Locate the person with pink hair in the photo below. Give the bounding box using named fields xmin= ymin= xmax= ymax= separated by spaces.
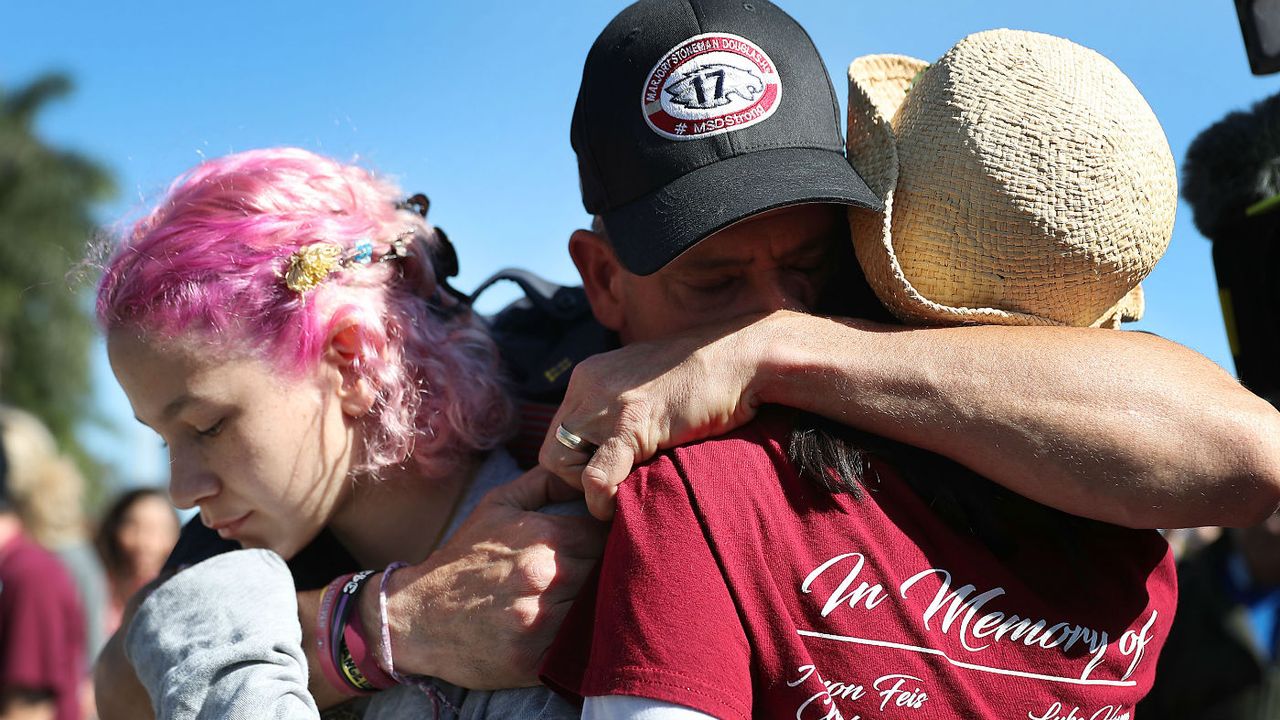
xmin=94 ymin=147 xmax=594 ymax=718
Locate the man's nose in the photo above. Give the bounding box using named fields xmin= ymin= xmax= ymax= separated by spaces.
xmin=167 ymin=448 xmax=218 ymax=510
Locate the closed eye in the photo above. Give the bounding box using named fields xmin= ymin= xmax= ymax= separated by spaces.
xmin=786 ymin=249 xmax=832 ymax=276
xmin=197 ymin=419 xmax=225 ymax=439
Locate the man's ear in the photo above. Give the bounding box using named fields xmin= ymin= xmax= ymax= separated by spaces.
xmin=569 ymin=228 xmax=627 ymax=332
xmin=325 ymin=321 xmax=378 ymax=418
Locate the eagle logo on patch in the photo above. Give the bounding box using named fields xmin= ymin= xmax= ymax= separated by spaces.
xmin=641 ymin=33 xmax=782 ymax=141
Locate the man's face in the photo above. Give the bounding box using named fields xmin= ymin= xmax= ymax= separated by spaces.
xmin=580 ymin=204 xmax=847 ymax=344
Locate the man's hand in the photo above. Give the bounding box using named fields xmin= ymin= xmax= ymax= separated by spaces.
xmin=540 ymin=314 xmax=771 ymax=519
xmin=371 ymin=469 xmax=607 ymax=689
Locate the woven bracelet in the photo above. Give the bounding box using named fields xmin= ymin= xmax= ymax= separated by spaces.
xmin=377 ymin=561 xmax=460 ymax=714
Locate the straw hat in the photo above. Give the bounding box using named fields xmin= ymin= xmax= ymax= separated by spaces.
xmin=845 ymin=29 xmax=1176 ymax=328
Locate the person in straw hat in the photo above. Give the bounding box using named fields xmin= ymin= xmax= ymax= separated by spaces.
xmin=845 ymin=29 xmax=1172 ymax=330
xmin=541 ymin=29 xmax=1197 ymax=719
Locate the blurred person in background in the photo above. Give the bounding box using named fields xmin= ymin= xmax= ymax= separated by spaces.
xmin=1139 ymin=516 xmax=1280 ymax=718
xmin=0 ymin=405 xmax=88 ymax=720
xmin=93 ymin=489 xmax=178 ymax=636
xmin=0 ymin=407 xmax=108 ymax=663
xmin=1162 ymin=526 xmax=1225 ymax=560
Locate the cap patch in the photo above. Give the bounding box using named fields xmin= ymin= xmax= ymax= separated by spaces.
xmin=641 ymin=33 xmax=782 ymax=141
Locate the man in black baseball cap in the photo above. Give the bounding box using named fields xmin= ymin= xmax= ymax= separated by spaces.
xmin=0 ymin=409 xmax=88 ymax=720
xmin=572 ymin=0 xmax=881 ymax=276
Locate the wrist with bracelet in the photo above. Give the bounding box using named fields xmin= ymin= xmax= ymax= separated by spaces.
xmin=315 ymin=562 xmax=459 ymax=713
xmin=316 ymin=569 xmax=394 ymax=696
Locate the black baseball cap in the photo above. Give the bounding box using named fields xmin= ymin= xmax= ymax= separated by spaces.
xmin=572 ymin=0 xmax=883 ymax=276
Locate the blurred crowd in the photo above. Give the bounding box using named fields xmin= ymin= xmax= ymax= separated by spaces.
xmin=0 ymin=405 xmax=177 ymax=720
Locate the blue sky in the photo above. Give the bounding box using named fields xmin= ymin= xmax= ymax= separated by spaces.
xmin=5 ymin=1 xmax=1279 ymax=487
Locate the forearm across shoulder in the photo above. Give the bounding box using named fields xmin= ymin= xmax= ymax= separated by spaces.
xmin=748 ymin=314 xmax=1280 ymax=527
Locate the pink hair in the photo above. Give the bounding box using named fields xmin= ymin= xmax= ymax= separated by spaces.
xmin=97 ymin=147 xmax=514 ymax=481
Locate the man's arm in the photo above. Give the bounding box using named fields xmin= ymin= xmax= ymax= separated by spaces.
xmin=541 ymin=309 xmax=1280 ymax=527
xmin=303 ymin=469 xmax=603 ymax=699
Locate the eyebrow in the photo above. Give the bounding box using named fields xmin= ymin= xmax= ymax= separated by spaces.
xmin=134 ymin=393 xmax=197 ymax=429
xmin=161 ymin=394 xmax=195 ymax=422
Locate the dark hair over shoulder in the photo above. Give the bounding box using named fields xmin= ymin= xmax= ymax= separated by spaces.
xmin=788 ymin=413 xmax=1095 ymax=566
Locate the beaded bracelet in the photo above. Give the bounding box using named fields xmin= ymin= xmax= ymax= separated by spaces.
xmin=376 ymin=561 xmax=460 ymax=714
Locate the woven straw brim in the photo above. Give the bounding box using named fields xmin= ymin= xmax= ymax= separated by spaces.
xmin=845 ymin=31 xmax=1176 ymax=328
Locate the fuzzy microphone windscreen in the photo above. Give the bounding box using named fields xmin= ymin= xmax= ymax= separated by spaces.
xmin=1184 ymin=92 xmax=1280 ymax=239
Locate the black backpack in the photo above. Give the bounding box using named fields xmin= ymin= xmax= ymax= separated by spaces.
xmin=403 ymin=193 xmax=613 ymax=405
xmin=468 ymin=268 xmax=613 ymax=405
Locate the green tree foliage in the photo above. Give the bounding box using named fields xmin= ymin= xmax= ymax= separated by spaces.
xmin=0 ymin=74 xmax=114 ymax=463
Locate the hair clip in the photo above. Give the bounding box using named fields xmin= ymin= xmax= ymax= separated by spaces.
xmin=380 ymin=235 xmax=412 ymax=262
xmin=351 ymin=239 xmax=374 ymax=264
xmin=285 ymin=243 xmax=345 ymax=293
xmin=284 ymin=232 xmax=416 ymax=294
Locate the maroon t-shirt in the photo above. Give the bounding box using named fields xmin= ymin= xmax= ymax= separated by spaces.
xmin=542 ymin=417 xmax=1176 ymax=719
xmin=0 ymin=533 xmax=85 ymax=720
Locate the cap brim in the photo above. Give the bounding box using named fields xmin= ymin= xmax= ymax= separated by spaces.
xmin=601 ymin=146 xmax=883 ymax=276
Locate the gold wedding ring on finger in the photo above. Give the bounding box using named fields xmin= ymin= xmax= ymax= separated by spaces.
xmin=555 ymin=424 xmax=598 ymax=454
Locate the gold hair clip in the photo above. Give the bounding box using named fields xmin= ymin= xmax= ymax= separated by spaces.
xmin=285 ymin=244 xmax=344 ymax=293
xmin=284 ymin=232 xmax=415 ymax=294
